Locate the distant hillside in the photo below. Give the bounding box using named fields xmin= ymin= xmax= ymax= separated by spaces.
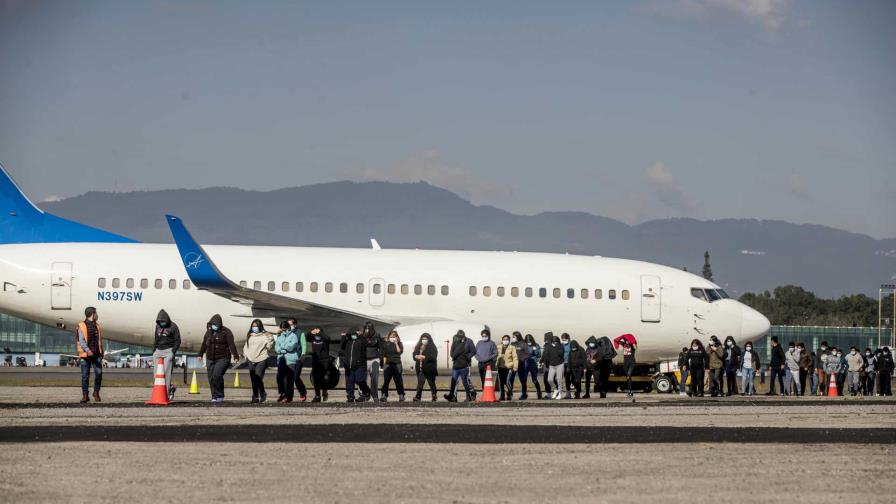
xmin=42 ymin=181 xmax=896 ymax=298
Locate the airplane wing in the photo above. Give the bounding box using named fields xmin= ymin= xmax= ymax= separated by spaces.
xmin=165 ymin=214 xmax=395 ymax=328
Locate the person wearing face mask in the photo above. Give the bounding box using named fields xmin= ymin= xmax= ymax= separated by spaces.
xmin=816 ymin=341 xmax=830 ymax=396
xmin=567 ymin=340 xmax=586 ymax=399
xmin=707 ymin=336 xmax=724 ymax=397
xmin=823 ymin=347 xmax=842 ymax=396
xmin=784 ymin=342 xmax=801 ymax=397
xmin=445 ymin=330 xmax=477 ymax=402
xmin=522 ymin=334 xmax=542 ymax=400
xmin=677 ymin=347 xmax=690 ymax=396
xmin=308 ymin=327 xmax=331 ymax=402
xmin=560 ymin=333 xmax=573 ymax=399
xmin=198 ymin=314 xmax=238 ymax=404
xmin=845 ymin=346 xmax=864 ymax=396
xmin=806 ymin=351 xmax=818 ymax=396
xmin=684 ymin=339 xmax=708 ymax=397
xmin=614 ymin=334 xmax=637 ymax=397
xmin=274 ymin=321 xmax=300 ymax=403
xmin=76 ymin=307 xmax=104 ymax=403
xmin=877 ymin=347 xmax=893 ymax=396
xmin=541 ymin=336 xmax=566 ymax=400
xmin=740 ymin=341 xmax=760 ymax=396
xmin=722 ymin=336 xmax=740 ymax=397
xmin=541 ymin=332 xmax=555 ymax=396
xmin=584 ymin=336 xmax=600 ymax=399
xmin=836 ymin=348 xmax=848 ymax=396
xmin=286 ymin=318 xmax=308 ymax=402
xmin=341 ymin=327 xmax=372 ymax=402
xmin=511 ymin=332 xmax=531 ymax=399
xmin=496 ymin=335 xmax=518 ymax=401
xmin=765 ymin=336 xmax=786 ymax=396
xmin=594 ymin=336 xmax=617 ymax=399
xmin=362 ymin=321 xmax=384 ymax=401
xmin=796 ymin=342 xmax=810 ymax=396
xmin=413 ymin=333 xmax=438 ymax=402
xmin=475 ymin=329 xmax=498 ymax=390
xmin=151 ymin=309 xmax=181 ymax=402
xmin=243 ymin=319 xmax=274 ymax=403
xmin=862 ymin=348 xmax=876 ymax=398
xmin=380 ymin=330 xmax=405 ymax=402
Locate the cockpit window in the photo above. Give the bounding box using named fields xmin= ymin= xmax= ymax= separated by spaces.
xmin=691 ymin=288 xmax=707 ymax=301
xmin=705 ymin=289 xmax=721 ymax=302
xmin=716 ymin=289 xmax=730 ymax=299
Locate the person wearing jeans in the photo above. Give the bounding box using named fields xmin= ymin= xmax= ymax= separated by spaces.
xmin=242 ymin=319 xmax=274 ymax=403
xmin=542 ymin=335 xmax=565 ymax=400
xmin=523 ymin=335 xmax=542 ymax=400
xmin=286 ymin=318 xmax=308 ymax=402
xmin=784 ymin=342 xmax=802 ymax=396
xmin=275 ymin=321 xmax=300 ymax=403
xmin=76 ymin=307 xmax=104 ymax=403
xmin=341 ymin=328 xmax=371 ymax=402
xmin=740 ymin=341 xmax=760 ymax=395
xmin=444 ymin=330 xmax=477 ymax=402
xmin=863 ymin=348 xmax=877 ymax=397
xmin=151 ymin=309 xmax=180 ymax=401
xmin=766 ymin=337 xmax=786 ymax=395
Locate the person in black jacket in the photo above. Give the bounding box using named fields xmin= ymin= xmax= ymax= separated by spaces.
xmin=445 ymin=330 xmax=477 ymax=402
xmin=676 ymin=347 xmax=689 ymax=395
xmin=583 ymin=336 xmax=599 ymax=399
xmin=684 ymin=339 xmax=708 ymax=397
xmin=341 ymin=327 xmax=371 ymax=402
xmin=413 ymin=333 xmax=439 ymax=402
xmin=541 ymin=336 xmax=565 ymax=400
xmin=766 ymin=336 xmax=786 ymax=396
xmin=567 ymin=340 xmax=586 ymax=399
xmin=878 ymin=347 xmax=894 ymax=396
xmin=380 ymin=330 xmax=405 ymax=402
xmin=723 ymin=336 xmax=741 ymax=397
xmin=594 ymin=336 xmax=616 ymax=399
xmin=308 ymin=327 xmax=331 ymax=402
xmin=198 ymin=314 xmax=238 ymax=404
xmin=512 ymin=332 xmax=532 ymax=399
xmin=362 ymin=321 xmax=384 ymax=401
xmin=541 ymin=332 xmax=555 ymax=395
xmin=151 ymin=309 xmax=181 ymax=401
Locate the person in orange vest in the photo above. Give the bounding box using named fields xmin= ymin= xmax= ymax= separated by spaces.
xmin=76 ymin=306 xmax=104 ymax=403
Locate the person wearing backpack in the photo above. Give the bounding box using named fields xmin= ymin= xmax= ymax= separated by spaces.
xmin=594 ymin=336 xmax=617 ymax=399
xmin=684 ymin=339 xmax=708 ymax=397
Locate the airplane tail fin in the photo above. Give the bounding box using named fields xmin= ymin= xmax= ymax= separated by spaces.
xmin=0 ymin=162 xmax=137 ymax=244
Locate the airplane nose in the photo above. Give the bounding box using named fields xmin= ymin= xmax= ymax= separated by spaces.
xmin=741 ymin=304 xmax=771 ymax=340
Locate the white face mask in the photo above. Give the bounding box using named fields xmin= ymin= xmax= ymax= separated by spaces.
xmin=851 ymin=351 xmax=857 ymax=355
xmin=389 ymin=338 xmax=397 ymax=343
xmin=726 ymin=342 xmax=732 ymax=347
xmin=692 ymin=346 xmax=698 ymax=351
xmin=745 ymin=346 xmax=752 ymax=351
xmin=421 ymin=339 xmax=429 ymax=345
xmin=502 ymin=340 xmax=510 ymax=345
xmin=865 ymin=352 xmax=871 ymax=356
xmin=481 ymin=336 xmax=488 ymax=341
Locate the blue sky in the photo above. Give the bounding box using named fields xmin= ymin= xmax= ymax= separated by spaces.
xmin=1 ymin=0 xmax=893 ymax=237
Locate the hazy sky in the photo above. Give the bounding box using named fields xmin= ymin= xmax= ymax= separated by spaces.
xmin=1 ymin=1 xmax=894 ymax=238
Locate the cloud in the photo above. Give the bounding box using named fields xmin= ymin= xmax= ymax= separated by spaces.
xmin=643 ymin=162 xmax=702 ymax=214
xmin=784 ymin=173 xmax=807 ymax=198
xmin=347 ymin=151 xmax=513 ymax=205
xmin=641 ymin=0 xmax=793 ymax=31
xmin=602 ymin=162 xmax=703 ymax=223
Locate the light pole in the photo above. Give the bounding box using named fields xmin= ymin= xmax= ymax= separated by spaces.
xmin=880 ymin=284 xmax=896 ymax=349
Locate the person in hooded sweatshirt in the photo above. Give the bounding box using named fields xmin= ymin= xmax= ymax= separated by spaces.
xmin=797 ymin=342 xmax=811 ymax=396
xmin=816 ymin=341 xmax=830 ymax=396
xmin=475 ymin=329 xmax=498 ymax=389
xmin=541 ymin=332 xmax=554 ymax=395
xmin=522 ymin=334 xmax=542 ymax=400
xmin=824 ymin=347 xmax=842 ymax=396
xmin=413 ymin=333 xmax=439 ymax=402
xmin=380 ymin=330 xmax=405 ymax=402
xmin=845 ymin=346 xmax=864 ymax=396
xmin=445 ymin=330 xmax=477 ymax=402
xmin=684 ymin=339 xmax=708 ymax=397
xmin=783 ymin=341 xmax=801 ymax=396
xmin=567 ymin=340 xmax=586 ymax=399
xmin=766 ymin=336 xmax=786 ymax=396
xmin=496 ymin=334 xmax=518 ymax=401
xmin=362 ymin=321 xmax=384 ymax=401
xmin=677 ymin=347 xmax=690 ymax=396
xmin=286 ymin=318 xmax=308 ymax=402
xmin=542 ymin=335 xmax=565 ymax=400
xmin=722 ymin=336 xmax=741 ymax=397
xmin=341 ymin=327 xmax=372 ymax=402
xmin=308 ymin=327 xmax=331 ymax=402
xmin=198 ymin=314 xmax=238 ymax=404
xmin=740 ymin=341 xmax=760 ymax=396
xmin=274 ymin=321 xmax=300 ymax=403
xmin=863 ymin=348 xmax=877 ymax=398
xmin=707 ymin=336 xmax=724 ymax=397
xmin=243 ymin=319 xmax=274 ymax=403
xmin=511 ymin=332 xmax=531 ymax=399
xmin=152 ymin=309 xmax=181 ymax=401
xmin=560 ymin=333 xmax=573 ymax=398
xmin=877 ymin=347 xmax=893 ymax=396
xmin=584 ymin=336 xmax=600 ymax=399
xmin=594 ymin=336 xmax=616 ymax=399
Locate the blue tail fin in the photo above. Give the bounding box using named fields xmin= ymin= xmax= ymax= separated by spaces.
xmin=0 ymin=163 xmax=137 ymax=244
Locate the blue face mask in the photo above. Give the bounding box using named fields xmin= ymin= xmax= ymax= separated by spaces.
xmin=157 ymin=321 xmax=168 ymax=328
xmin=351 ymin=334 xmax=358 ymax=340
xmin=210 ymin=325 xmax=219 ymax=331
xmin=251 ymin=327 xmax=260 ymax=334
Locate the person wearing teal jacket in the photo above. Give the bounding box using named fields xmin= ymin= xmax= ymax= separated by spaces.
xmin=275 ymin=321 xmax=300 ymax=403
xmin=287 ymin=317 xmax=308 ymax=402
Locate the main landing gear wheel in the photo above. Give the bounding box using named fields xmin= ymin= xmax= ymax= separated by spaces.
xmin=653 ymin=375 xmax=672 ymax=394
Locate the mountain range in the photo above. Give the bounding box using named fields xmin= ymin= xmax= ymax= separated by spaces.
xmin=42 ymin=181 xmax=896 ymax=298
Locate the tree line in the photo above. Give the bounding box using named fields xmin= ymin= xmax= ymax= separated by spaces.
xmin=738 ymin=285 xmax=895 ymax=327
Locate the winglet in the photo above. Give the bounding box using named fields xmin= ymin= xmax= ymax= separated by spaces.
xmin=165 ymin=215 xmax=233 ymax=290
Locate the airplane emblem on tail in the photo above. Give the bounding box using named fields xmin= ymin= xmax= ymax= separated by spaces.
xmin=184 ymin=252 xmax=204 ymax=270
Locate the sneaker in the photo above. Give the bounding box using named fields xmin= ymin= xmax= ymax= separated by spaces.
xmin=311 ymin=396 xmax=321 ymax=403
xmin=519 ymin=394 xmax=528 ymax=400
xmin=346 ymin=397 xmax=355 ymax=403
xmin=398 ymin=395 xmax=405 ymax=402
xmin=297 ymin=396 xmax=307 ymax=403
xmin=260 ymin=394 xmax=267 ymax=403
xmin=431 ymin=395 xmax=437 ymax=402
xmin=412 ymin=396 xmax=421 ymax=402
xmin=582 ymin=393 xmax=590 ymax=399
xmin=379 ymin=396 xmax=388 ymax=403
xmin=443 ymin=394 xmax=457 ymax=403
xmin=250 ymin=397 xmax=259 ymax=404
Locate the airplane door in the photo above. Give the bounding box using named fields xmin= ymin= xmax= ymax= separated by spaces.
xmin=368 ymin=278 xmax=385 ymax=307
xmin=51 ymin=262 xmax=72 ymax=310
xmin=640 ymin=275 xmax=661 ymax=322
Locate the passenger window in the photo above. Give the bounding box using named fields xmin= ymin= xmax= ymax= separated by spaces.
xmin=267 ymin=281 xmax=275 ymax=292
xmin=427 ymin=285 xmax=436 ymax=295
xmin=622 ymin=289 xmax=630 ymax=300
xmin=360 ymin=283 xmax=367 ymax=294
xmin=539 ymin=288 xmax=547 ymax=298
xmin=483 ymin=286 xmax=492 ymax=297
xmin=567 ymin=288 xmax=574 ymax=299
xmin=386 ymin=284 xmax=394 ymax=295
xmin=581 ymin=289 xmax=589 ymax=299
xmin=608 ymin=289 xmax=616 ymax=300
xmin=98 ymin=278 xmax=106 ymax=288
xmin=373 ymin=284 xmax=382 ymax=295
xmin=595 ymin=289 xmax=602 ymax=299
xmin=525 ymin=287 xmax=533 ymax=298
xmin=469 ymin=286 xmax=477 ymax=296
xmin=511 ymin=287 xmax=519 ymax=297
xmin=239 ymin=281 xmax=247 ymax=287
xmin=140 ymin=279 xmax=148 ymax=289
xmin=325 ymin=282 xmax=333 ymax=293
xmin=691 ymin=288 xmax=707 ymax=301
xmin=414 ymin=284 xmax=422 ymax=295
xmin=281 ymin=282 xmax=290 ymax=292
xmin=497 ymin=287 xmax=505 ymax=297
xmin=184 ymin=280 xmax=192 ymax=290
xmin=112 ymin=278 xmax=120 ymax=288
xmin=401 ymin=284 xmax=409 ymax=295
xmin=553 ymin=288 xmax=561 ymax=299
xmin=441 ymin=285 xmax=449 ymax=296
xmin=169 ymin=279 xmax=177 ymax=290
xmin=155 ymin=279 xmax=163 ymax=289
xmin=296 ymin=282 xmax=304 ymax=292
xmin=253 ymin=281 xmax=261 ymax=290
xmin=310 ymin=282 xmax=318 ymax=293
xmin=126 ymin=278 xmax=134 ymax=288
xmin=339 ymin=282 xmax=348 ymax=293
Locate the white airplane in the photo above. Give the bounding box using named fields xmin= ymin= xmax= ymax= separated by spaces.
xmin=0 ymin=164 xmax=769 ymax=391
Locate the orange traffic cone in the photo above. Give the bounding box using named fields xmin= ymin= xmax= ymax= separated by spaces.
xmin=478 ymin=364 xmax=498 ymax=403
xmin=827 ymin=372 xmax=838 ymax=397
xmin=145 ymin=357 xmax=170 ymax=405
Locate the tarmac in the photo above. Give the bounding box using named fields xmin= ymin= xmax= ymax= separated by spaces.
xmin=0 ymin=370 xmax=894 ymax=503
